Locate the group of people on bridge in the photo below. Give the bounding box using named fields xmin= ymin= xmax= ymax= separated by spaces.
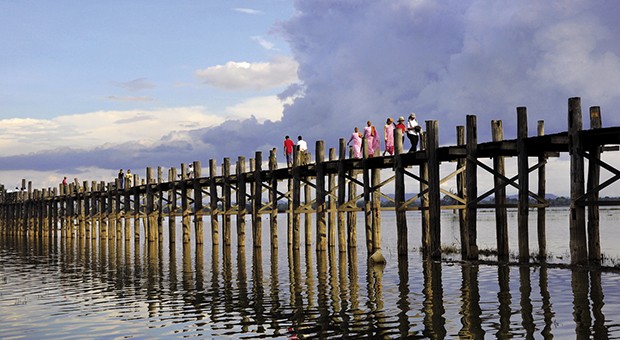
xmin=347 ymin=113 xmax=422 ymax=158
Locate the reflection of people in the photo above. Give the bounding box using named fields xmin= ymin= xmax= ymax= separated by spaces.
xmin=297 ymin=136 xmax=308 ymax=165
xmin=347 ymin=127 xmax=363 ymax=158
xmin=118 ymin=169 xmax=124 ymax=189
xmin=383 ymin=118 xmax=395 ymax=156
xmin=284 ymin=136 xmax=294 ymax=167
xmin=126 ymin=169 xmax=133 ymax=187
xmin=406 ymin=113 xmax=421 ymax=152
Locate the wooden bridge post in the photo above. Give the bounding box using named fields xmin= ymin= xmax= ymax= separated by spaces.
xmin=99 ymin=181 xmax=107 ymax=241
xmin=456 ymin=126 xmax=467 ymax=258
xmin=222 ymin=158 xmax=232 ymax=246
xmin=253 ymin=152 xmax=263 ymax=248
xmin=115 ymin=178 xmax=122 ymax=241
xmin=123 ymin=179 xmax=131 ymax=242
xmin=168 ymin=167 xmax=177 ymax=244
xmin=363 ymin=137 xmax=372 ymax=254
xmin=347 ymin=145 xmax=358 ymax=250
xmin=193 ymin=161 xmax=203 ymax=245
xmin=337 ymin=139 xmax=347 ymax=253
xmin=587 ymin=106 xmax=602 ymax=263
xmin=157 ymin=167 xmax=164 ymax=240
xmin=181 ymin=163 xmax=191 ymax=244
xmin=328 ymin=148 xmax=337 ymax=247
xmin=491 ymin=120 xmax=509 ymax=260
xmin=83 ymin=182 xmax=91 ymax=240
xmin=427 ymin=121 xmax=441 ymax=259
xmin=316 ymin=141 xmax=327 ymax=251
xmin=394 ymin=128 xmax=408 ymax=257
xmin=537 ymin=120 xmax=547 ymax=259
xmin=237 ymin=156 xmax=247 ymax=248
xmin=107 ymin=182 xmax=115 ymax=240
xmin=568 ymin=97 xmax=588 ymax=265
xmin=132 ymin=176 xmax=141 ymax=242
xmin=517 ymin=107 xmax=530 ymax=263
xmin=268 ymin=150 xmax=278 ymax=249
xmin=304 ymin=169 xmax=312 ymax=248
xmin=146 ymin=167 xmax=156 ymax=242
xmin=465 ymin=115 xmax=478 ymax=260
xmin=209 ymin=160 xmax=219 ymax=247
xmin=370 ymin=147 xmax=384 ymax=263
xmin=420 ymin=131 xmax=429 ymax=257
xmin=292 ymin=147 xmax=301 ymax=250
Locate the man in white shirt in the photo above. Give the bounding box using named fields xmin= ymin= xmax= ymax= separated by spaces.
xmin=297 ymin=135 xmax=308 ymax=165
xmin=406 ymin=113 xmax=421 ymax=152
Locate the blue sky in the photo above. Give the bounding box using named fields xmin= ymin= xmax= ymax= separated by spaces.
xmin=1 ymin=0 xmax=620 ymax=196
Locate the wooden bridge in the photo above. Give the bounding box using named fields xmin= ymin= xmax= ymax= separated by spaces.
xmin=1 ymin=97 xmax=619 ymax=266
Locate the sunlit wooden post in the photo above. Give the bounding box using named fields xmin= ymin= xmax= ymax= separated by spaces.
xmin=193 ymin=161 xmax=203 ymax=245
xmin=328 ymin=148 xmax=337 ymax=247
xmin=209 ymin=159 xmax=219 ymax=247
xmin=268 ymin=150 xmax=278 ymax=249
xmin=394 ymin=128 xmax=408 ymax=256
xmin=222 ymin=158 xmax=231 ymax=246
xmin=146 ymin=167 xmax=156 ymax=242
xmin=237 ymin=156 xmax=247 ymax=248
xmin=492 ymin=120 xmax=508 ymax=260
xmin=363 ymin=137 xmax=372 ymax=253
xmin=292 ymin=147 xmax=301 ymax=250
xmin=253 ymin=152 xmax=263 ymax=248
xmin=337 ymin=139 xmax=347 ymax=253
xmin=181 ymin=163 xmax=191 ymax=244
xmin=315 ymin=141 xmax=327 ymax=251
xmin=587 ymin=106 xmax=602 ymax=263
xmin=168 ymin=167 xmax=177 ymax=244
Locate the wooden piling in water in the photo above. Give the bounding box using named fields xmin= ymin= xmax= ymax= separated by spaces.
xmin=394 ymin=128 xmax=407 ymax=257
xmin=568 ymin=97 xmax=588 ymax=265
xmin=587 ymin=106 xmax=602 ymax=263
xmin=465 ymin=115 xmax=478 ymax=260
xmin=491 ymin=120 xmax=509 ymax=260
xmin=316 ymin=141 xmax=327 ymax=251
xmin=517 ymin=107 xmax=530 ymax=263
xmin=537 ymin=120 xmax=547 ymax=259
xmin=237 ymin=156 xmax=247 ymax=248
xmin=426 ymin=121 xmax=441 ymax=259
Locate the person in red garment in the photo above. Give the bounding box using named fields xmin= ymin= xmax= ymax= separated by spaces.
xmin=283 ymin=135 xmax=295 ymax=167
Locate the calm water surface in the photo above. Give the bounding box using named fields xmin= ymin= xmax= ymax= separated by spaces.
xmin=1 ymin=207 xmax=620 ymax=339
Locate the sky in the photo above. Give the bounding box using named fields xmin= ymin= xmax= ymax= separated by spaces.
xmin=1 ymin=0 xmax=620 ymax=196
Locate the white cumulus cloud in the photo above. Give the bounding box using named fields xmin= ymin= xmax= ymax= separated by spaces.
xmin=195 ymin=56 xmax=299 ymax=91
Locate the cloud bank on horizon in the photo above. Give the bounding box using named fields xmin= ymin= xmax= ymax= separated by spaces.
xmin=1 ymin=0 xmax=620 ymax=195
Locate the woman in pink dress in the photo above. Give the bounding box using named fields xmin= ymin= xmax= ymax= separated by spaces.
xmin=363 ymin=121 xmax=376 ymax=156
xmin=347 ymin=127 xmax=363 ymax=158
xmin=371 ymin=125 xmax=380 ymax=156
xmin=383 ymin=117 xmax=395 ymax=155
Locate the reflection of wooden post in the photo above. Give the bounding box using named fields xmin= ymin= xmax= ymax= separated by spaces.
xmin=587 ymin=106 xmax=602 ymax=263
xmin=209 ymin=160 xmax=219 ymax=247
xmin=193 ymin=161 xmax=203 ymax=245
xmin=465 ymin=115 xmax=478 ymax=260
xmin=427 ymin=121 xmax=441 ymax=259
xmin=237 ymin=157 xmax=247 ymax=248
xmin=568 ymin=97 xmax=588 ymax=265
xmin=537 ymin=121 xmax=547 ymax=259
xmin=328 ymin=148 xmax=337 ymax=247
xmin=492 ymin=120 xmax=508 ymax=260
xmin=517 ymin=108 xmax=529 ymax=263
xmin=315 ymin=141 xmax=327 ymax=251
xmin=337 ymin=139 xmax=346 ymax=253
xmin=394 ymin=128 xmax=407 ymax=256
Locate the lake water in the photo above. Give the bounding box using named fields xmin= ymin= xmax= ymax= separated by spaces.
xmin=1 ymin=207 xmax=620 ymax=339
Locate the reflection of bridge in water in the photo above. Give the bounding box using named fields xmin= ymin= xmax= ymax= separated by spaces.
xmin=1 ymin=97 xmax=620 ymax=266
xmin=0 ymin=232 xmax=611 ymax=338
